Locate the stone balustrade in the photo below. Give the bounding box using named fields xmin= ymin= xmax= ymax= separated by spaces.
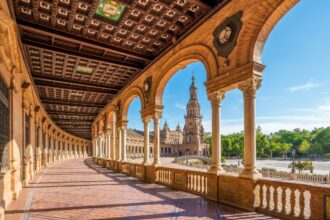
xmin=93 ymin=156 xmax=330 ymax=220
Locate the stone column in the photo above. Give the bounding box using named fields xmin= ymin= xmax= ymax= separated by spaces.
xmin=111 ymin=122 xmax=116 ymax=160
xmin=208 ymin=92 xmax=225 ymax=174
xmin=64 ymin=141 xmax=67 ymax=159
xmin=143 ymin=117 xmax=150 ymax=165
xmin=95 ymin=137 xmax=99 ymax=157
xmin=44 ymin=131 xmax=49 ymax=166
xmin=121 ymin=122 xmax=127 ymax=161
xmin=37 ymin=126 xmax=42 ymax=170
xmin=153 ymin=114 xmax=161 ymax=165
xmin=49 ymin=135 xmax=53 ymax=164
xmin=117 ymin=127 xmax=122 ymax=161
xmin=106 ymin=130 xmax=111 ymax=160
xmin=239 ymin=77 xmax=262 ymax=178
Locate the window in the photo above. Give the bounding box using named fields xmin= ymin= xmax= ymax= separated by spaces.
xmin=34 ymin=127 xmax=39 ymax=171
xmin=0 ymin=76 xmax=9 ymax=171
xmin=24 ymin=113 xmax=30 ymax=157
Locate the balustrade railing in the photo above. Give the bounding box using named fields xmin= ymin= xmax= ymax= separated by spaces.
xmin=94 ymin=157 xmax=330 ymax=220
xmin=156 ymin=167 xmax=208 ymax=196
xmin=253 ymin=178 xmax=330 ymax=220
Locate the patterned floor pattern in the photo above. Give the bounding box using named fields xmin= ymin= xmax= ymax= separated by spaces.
xmin=5 ymin=158 xmax=280 ymax=220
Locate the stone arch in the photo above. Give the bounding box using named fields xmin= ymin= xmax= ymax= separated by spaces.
xmin=153 ymin=44 xmax=217 ymax=106
xmin=97 ymin=119 xmax=104 ymax=135
xmin=105 ymin=106 xmax=117 ymax=129
xmin=236 ymin=0 xmax=299 ymax=66
xmin=120 ymin=86 xmax=144 ymax=121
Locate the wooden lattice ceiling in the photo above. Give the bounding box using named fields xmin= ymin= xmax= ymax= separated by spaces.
xmin=10 ymin=0 xmax=227 ymax=140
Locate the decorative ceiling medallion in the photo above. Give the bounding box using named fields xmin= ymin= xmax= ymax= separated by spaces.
xmin=95 ymin=0 xmax=126 ymax=23
xmin=213 ymin=11 xmax=243 ymax=58
xmin=76 ymin=66 xmax=93 ymax=74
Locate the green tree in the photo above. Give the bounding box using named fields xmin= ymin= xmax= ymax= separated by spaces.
xmin=298 ymin=139 xmax=311 ymax=156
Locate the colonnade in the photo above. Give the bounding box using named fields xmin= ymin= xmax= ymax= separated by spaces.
xmin=93 ymin=75 xmax=262 ymax=179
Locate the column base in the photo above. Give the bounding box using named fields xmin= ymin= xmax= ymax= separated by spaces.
xmin=152 ymin=162 xmax=161 ymax=167
xmin=239 ymin=169 xmax=262 ymax=179
xmin=22 ymin=179 xmax=29 ymax=187
xmin=143 ymin=161 xmax=150 ymax=166
xmin=208 ymin=165 xmax=225 ymax=175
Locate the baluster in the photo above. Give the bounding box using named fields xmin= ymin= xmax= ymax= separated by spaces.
xmin=256 ymin=185 xmax=261 ymax=208
xmin=187 ymin=174 xmax=190 ymax=190
xmin=192 ymin=174 xmax=196 ymax=191
xmin=197 ymin=175 xmax=201 ymax=192
xmin=260 ymin=184 xmax=265 ymax=209
xmin=205 ymin=175 xmax=208 ymax=194
xmin=202 ymin=175 xmax=204 ymax=193
xmin=281 ymin=187 xmax=286 ymax=215
xmin=269 ymin=186 xmax=274 ymax=211
xmin=273 ymin=186 xmax=278 ymax=212
xmin=194 ymin=174 xmax=197 ymax=192
xmin=289 ymin=189 xmax=295 ymax=217
xmin=299 ymin=190 xmax=304 ymax=218
xmin=265 ymin=186 xmax=271 ymax=210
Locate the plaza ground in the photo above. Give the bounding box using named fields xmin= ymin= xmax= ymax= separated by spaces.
xmin=131 ymin=157 xmax=330 ymax=174
xmin=5 ymin=158 xmax=278 ymax=220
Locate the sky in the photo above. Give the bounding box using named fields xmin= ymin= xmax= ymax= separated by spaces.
xmin=127 ymin=0 xmax=330 ymax=134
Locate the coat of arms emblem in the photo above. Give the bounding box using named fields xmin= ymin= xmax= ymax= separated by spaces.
xmin=96 ymin=0 xmax=125 ymax=22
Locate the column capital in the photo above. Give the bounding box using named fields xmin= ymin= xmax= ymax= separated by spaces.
xmin=238 ymin=76 xmax=262 ymax=99
xmin=153 ymin=112 xmax=162 ymax=122
xmin=208 ymin=91 xmax=225 ymax=107
xmin=116 ymin=120 xmax=128 ymax=128
xmin=142 ymin=116 xmax=151 ymax=124
xmin=105 ymin=128 xmax=112 ymax=135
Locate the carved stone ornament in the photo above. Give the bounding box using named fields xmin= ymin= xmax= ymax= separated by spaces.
xmin=0 ymin=24 xmax=14 ymax=70
xmin=143 ymin=76 xmax=152 ymax=102
xmin=238 ymin=76 xmax=262 ymax=99
xmin=116 ymin=100 xmax=121 ymax=114
xmin=213 ymin=11 xmax=243 ymax=58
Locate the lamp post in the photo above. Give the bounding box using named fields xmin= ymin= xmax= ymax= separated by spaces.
xmin=291 ymin=149 xmax=296 ymax=173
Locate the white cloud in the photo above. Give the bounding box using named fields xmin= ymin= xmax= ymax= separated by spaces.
xmin=175 ymin=103 xmax=186 ymax=110
xmin=287 ymin=82 xmax=320 ymax=92
xmin=209 ymin=101 xmax=330 ymax=134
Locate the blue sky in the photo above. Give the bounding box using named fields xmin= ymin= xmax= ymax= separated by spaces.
xmin=128 ymin=0 xmax=330 ymax=134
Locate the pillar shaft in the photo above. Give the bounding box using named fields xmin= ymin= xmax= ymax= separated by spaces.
xmin=122 ymin=125 xmax=127 ymax=161
xmin=106 ymin=131 xmax=111 ymax=159
xmin=239 ymin=77 xmax=262 ymax=178
xmin=143 ymin=118 xmax=150 ymax=165
xmin=208 ymin=92 xmax=225 ymax=174
xmin=117 ymin=128 xmax=122 ymax=161
xmin=153 ymin=115 xmax=160 ymax=165
xmin=111 ymin=122 xmax=116 ymax=160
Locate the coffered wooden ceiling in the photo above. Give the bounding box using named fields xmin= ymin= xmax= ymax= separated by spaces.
xmin=10 ymin=0 xmax=227 ymax=139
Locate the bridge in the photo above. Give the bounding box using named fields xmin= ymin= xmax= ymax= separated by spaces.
xmin=174 ymin=155 xmax=211 ymax=164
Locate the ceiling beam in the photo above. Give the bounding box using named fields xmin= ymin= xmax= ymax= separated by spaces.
xmin=54 ymin=119 xmax=94 ymax=122
xmin=47 ymin=110 xmax=98 ymax=116
xmin=34 ymin=77 xmax=117 ymax=95
xmin=18 ymin=22 xmax=151 ymax=65
xmin=41 ymin=98 xmax=105 ymax=108
xmin=19 ymin=22 xmax=152 ymax=60
xmin=23 ymin=39 xmax=144 ymax=69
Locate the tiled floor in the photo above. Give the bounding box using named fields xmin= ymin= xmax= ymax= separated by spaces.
xmin=5 ymin=158 xmax=280 ymax=219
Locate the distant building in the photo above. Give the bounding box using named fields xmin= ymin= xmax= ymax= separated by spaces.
xmin=126 ymin=77 xmax=208 ymax=159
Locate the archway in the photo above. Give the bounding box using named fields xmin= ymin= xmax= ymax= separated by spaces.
xmin=126 ymin=97 xmax=143 ymax=160
xmin=159 ymin=61 xmax=211 ymax=165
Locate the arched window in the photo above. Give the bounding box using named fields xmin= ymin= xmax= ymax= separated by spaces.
xmin=0 ymin=77 xmax=9 ymax=171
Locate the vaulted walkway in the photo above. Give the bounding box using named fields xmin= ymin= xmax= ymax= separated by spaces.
xmin=5 ymin=159 xmax=278 ymax=220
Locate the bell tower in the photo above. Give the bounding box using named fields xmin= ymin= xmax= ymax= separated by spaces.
xmin=183 ymin=76 xmax=204 ymax=147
